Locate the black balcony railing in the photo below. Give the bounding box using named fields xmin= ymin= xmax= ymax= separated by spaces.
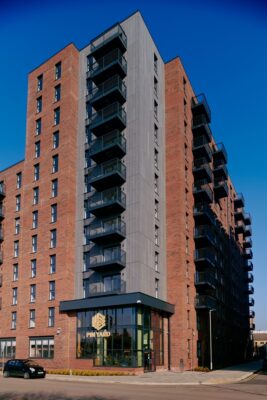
xmin=87 ymin=187 xmax=126 ymax=216
xmin=193 ymin=204 xmax=216 ymax=225
xmin=87 ymin=159 xmax=126 ymax=190
xmin=194 ymin=226 xmax=216 ymax=247
xmin=213 ymin=163 xmax=228 ymax=180
xmin=193 ymin=158 xmax=213 ymax=182
xmin=90 ymin=24 xmax=127 ymax=58
xmin=246 ymin=273 xmax=254 ymax=283
xmin=243 ymin=238 xmax=252 ymax=248
xmin=87 ymin=75 xmax=126 ymax=109
xmin=244 ymin=226 xmax=252 ymax=237
xmin=86 ymin=279 xmax=126 ymax=297
xmin=234 ymin=207 xmax=245 ymax=222
xmin=88 ymin=248 xmax=126 ymax=271
xmin=244 ymin=213 xmax=252 ymax=226
xmin=194 ymin=248 xmax=216 ymax=268
xmin=243 ymin=248 xmax=253 ymax=259
xmin=87 ymin=102 xmax=126 ymax=135
xmin=245 ymin=261 xmax=253 ymax=271
xmin=191 ymin=94 xmax=211 ymax=123
xmin=193 ymin=180 xmax=213 ymax=204
xmin=212 ymin=142 xmax=228 ymax=165
xmin=247 ymin=284 xmax=254 ymax=294
xmin=249 ymin=310 xmax=255 ymax=319
xmin=193 ymin=136 xmax=213 ymax=162
xmin=192 ymin=114 xmax=212 ymax=142
xmin=195 ymin=295 xmax=216 ymax=309
xmin=87 ymin=48 xmax=127 ymax=82
xmin=249 ymin=297 xmax=254 ymax=306
xmin=235 ymin=220 xmax=245 ymax=235
xmin=195 ymin=271 xmax=216 ymax=288
xmin=234 ymin=193 xmax=245 ymax=209
xmin=87 ymin=130 xmax=126 ymax=163
xmin=86 ymin=218 xmax=126 ymax=244
xmin=214 ymin=179 xmax=228 ymax=199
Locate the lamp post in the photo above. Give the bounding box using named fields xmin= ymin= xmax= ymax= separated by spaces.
xmin=209 ymin=308 xmax=216 ymax=370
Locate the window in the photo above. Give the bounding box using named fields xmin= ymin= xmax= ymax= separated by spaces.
xmin=15 ymin=195 xmax=21 ymax=212
xmin=32 ymin=235 xmax=37 ymax=253
xmin=187 ymin=339 xmax=191 ymax=358
xmin=31 ymin=259 xmax=37 ymax=278
xmin=51 ymin=204 xmax=57 ymax=223
xmin=49 ymin=281 xmax=55 ymax=300
xmin=32 ymin=210 xmax=38 ymax=229
xmin=184 ymin=120 xmax=187 ymax=136
xmin=11 ymin=312 xmax=17 ymax=329
xmin=0 ymin=339 xmax=16 ymax=358
xmin=54 ymin=84 xmax=61 ymax=102
xmin=187 ymin=310 xmax=190 ymax=328
xmin=154 ymin=76 xmax=158 ymax=97
xmin=155 ymin=251 xmax=159 ymax=272
xmin=16 ymin=172 xmax=22 ymax=189
xmin=12 ymin=287 xmax=18 ymax=305
xmin=33 ymin=187 xmax=39 ymax=205
xmin=34 ymin=163 xmax=40 ymax=181
xmin=30 ymin=284 xmax=36 ymax=303
xmin=155 ymin=278 xmax=159 ymax=298
xmin=154 ymin=53 xmax=158 ymax=74
xmin=154 ymin=148 xmax=159 ymax=169
xmin=53 ymin=131 xmax=59 ymax=149
xmin=154 ymin=124 xmax=159 ymax=145
xmin=186 ymin=236 xmax=189 ymax=255
xmin=50 ymin=229 xmax=57 ymax=248
xmin=155 ymin=199 xmax=159 ymax=219
xmin=55 ymin=61 xmax=61 ymax=80
xmin=36 ymin=97 xmax=42 ymax=113
xmin=154 ymin=100 xmax=158 ymax=119
xmin=154 ymin=174 xmax=159 ymax=194
xmin=14 ymin=241 xmax=19 ymax=257
xmin=186 ymin=285 xmax=190 ymax=304
xmin=13 ymin=264 xmax=18 ymax=281
xmin=50 ymin=255 xmax=56 ymax=274
xmin=29 ymin=337 xmax=54 ymax=359
xmin=35 ymin=141 xmax=40 ymax=158
xmin=48 ymin=307 xmax=55 ymax=327
xmin=183 ymin=77 xmax=187 ymax=96
xmin=15 ymin=218 xmax=20 ymax=235
xmin=155 ymin=225 xmax=159 ymax=246
xmin=36 ymin=118 xmax=42 ymax=135
xmin=51 ymin=179 xmax=58 ymax=197
xmin=37 ymin=74 xmax=43 ymax=92
xmin=54 ymin=107 xmax=60 ymax=125
xmin=29 ymin=310 xmax=36 ymax=328
xmin=52 ymin=155 xmax=58 ymax=173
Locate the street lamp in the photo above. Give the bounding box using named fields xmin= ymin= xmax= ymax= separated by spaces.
xmin=209 ymin=308 xmax=216 ymax=370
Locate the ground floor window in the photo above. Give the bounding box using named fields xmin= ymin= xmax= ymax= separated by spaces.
xmin=29 ymin=336 xmax=54 ymax=359
xmin=0 ymin=338 xmax=16 ymax=358
xmin=77 ymin=306 xmax=167 ymax=368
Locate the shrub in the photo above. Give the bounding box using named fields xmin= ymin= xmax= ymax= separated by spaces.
xmin=46 ymin=369 xmax=134 ymax=376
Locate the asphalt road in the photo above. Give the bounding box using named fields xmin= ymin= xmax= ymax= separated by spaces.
xmin=0 ymin=371 xmax=266 ymax=400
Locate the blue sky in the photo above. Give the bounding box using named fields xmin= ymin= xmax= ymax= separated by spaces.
xmin=1 ymin=0 xmax=266 ymax=329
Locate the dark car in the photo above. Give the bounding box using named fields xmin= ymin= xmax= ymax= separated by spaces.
xmin=262 ymin=358 xmax=267 ymax=371
xmin=3 ymin=359 xmax=46 ymax=379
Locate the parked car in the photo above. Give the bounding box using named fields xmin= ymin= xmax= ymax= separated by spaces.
xmin=262 ymin=358 xmax=267 ymax=371
xmin=3 ymin=359 xmax=46 ymax=379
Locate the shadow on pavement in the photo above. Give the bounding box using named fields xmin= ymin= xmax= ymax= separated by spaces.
xmin=0 ymin=394 xmax=112 ymax=400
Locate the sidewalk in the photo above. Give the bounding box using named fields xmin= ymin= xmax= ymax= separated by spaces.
xmin=46 ymin=359 xmax=263 ymax=386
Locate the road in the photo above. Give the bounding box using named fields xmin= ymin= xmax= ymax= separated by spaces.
xmin=0 ymin=371 xmax=266 ymax=400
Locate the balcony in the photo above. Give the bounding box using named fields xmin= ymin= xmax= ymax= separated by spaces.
xmin=0 ymin=183 xmax=5 ymax=199
xmin=88 ymin=248 xmax=126 ymax=271
xmin=192 ymin=114 xmax=212 ymax=142
xmin=90 ymin=24 xmax=127 ymax=59
xmin=214 ymin=179 xmax=228 ymax=199
xmin=234 ymin=193 xmax=245 ymax=209
xmin=244 ymin=226 xmax=252 ymax=237
xmin=191 ymin=94 xmax=211 ymax=123
xmin=213 ymin=162 xmax=228 ymax=181
xmin=194 ymin=204 xmax=216 ymax=226
xmin=193 ymin=181 xmax=213 ymax=204
xmin=194 ymin=226 xmax=216 ymax=248
xmin=87 ymin=49 xmax=127 ymax=83
xmin=0 ymin=207 xmax=4 ymax=220
xmin=246 ymin=273 xmax=254 ymax=283
xmin=194 ymin=248 xmax=216 ymax=269
xmin=195 ymin=271 xmax=216 ymax=289
xmin=193 ymin=158 xmax=213 ymax=183
xmin=250 ymin=323 xmax=255 ymax=331
xmin=193 ymin=136 xmax=213 ymax=162
xmin=245 ymin=261 xmax=253 ymax=271
xmin=87 ymin=130 xmax=126 ymax=164
xmin=246 ymin=285 xmax=254 ymax=294
xmin=87 ymin=102 xmax=126 ymax=136
xmin=86 ymin=218 xmax=126 ymax=244
xmin=243 ymin=238 xmax=252 ymax=248
xmin=249 ymin=297 xmax=254 ymax=307
xmin=212 ymin=142 xmax=228 ymax=165
xmin=87 ymin=159 xmax=126 ymax=191
xmin=244 ymin=213 xmax=252 ymax=226
xmin=0 ymin=228 xmax=3 ymax=242
xmin=86 ymin=279 xmax=126 ymax=297
xmin=234 ymin=207 xmax=245 ymax=222
xmin=235 ymin=220 xmax=245 ymax=235
xmin=195 ymin=295 xmax=216 ymax=310
xmin=87 ymin=75 xmax=126 ymax=110
xmin=243 ymin=248 xmax=253 ymax=259
xmin=86 ymin=187 xmax=126 ymax=217
xmin=249 ymin=310 xmax=255 ymax=319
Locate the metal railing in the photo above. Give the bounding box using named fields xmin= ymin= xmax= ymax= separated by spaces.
xmin=88 ymin=75 xmax=126 ymax=103
xmin=195 ymin=271 xmax=216 ymax=286
xmin=87 ymin=48 xmax=127 ymax=78
xmin=87 ymin=218 xmax=126 ymax=239
xmin=87 ymin=279 xmax=126 ymax=296
xmin=88 ymin=130 xmax=126 ymax=157
xmin=191 ymin=94 xmax=211 ymax=122
xmin=88 ymin=159 xmax=126 ymax=182
xmin=88 ymin=102 xmax=126 ymax=128
xmin=89 ymin=248 xmax=126 ymax=268
xmin=194 ymin=226 xmax=216 ymax=244
xmin=91 ymin=24 xmax=127 ymax=52
xmin=195 ymin=295 xmax=216 ymax=309
xmin=88 ymin=187 xmax=126 ymax=210
xmin=195 ymin=248 xmax=216 ymax=265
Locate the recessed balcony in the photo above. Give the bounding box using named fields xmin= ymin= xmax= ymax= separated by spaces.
xmin=193 ymin=204 xmax=216 ymax=226
xmin=195 ymin=271 xmax=216 ymax=290
xmin=243 ymin=248 xmax=253 ymax=260
xmin=195 ymin=295 xmax=216 ymax=310
xmin=193 ymin=136 xmax=213 ymax=162
xmin=194 ymin=226 xmax=216 ymax=248
xmin=194 ymin=248 xmax=216 ymax=269
xmin=88 ymin=248 xmax=126 ymax=271
xmin=0 ymin=206 xmax=4 ymax=220
xmin=191 ymin=94 xmax=211 ymax=123
xmin=90 ymin=24 xmax=127 ymax=59
xmin=87 ymin=75 xmax=126 ymax=110
xmin=87 ymin=159 xmax=126 ymax=191
xmin=192 ymin=114 xmax=212 ymax=143
xmin=193 ymin=158 xmax=213 ymax=183
xmin=245 ymin=261 xmax=253 ymax=271
xmin=246 ymin=273 xmax=254 ymax=283
xmin=85 ymin=279 xmax=126 ymax=297
xmin=0 ymin=183 xmax=5 ymax=199
xmin=214 ymin=179 xmax=228 ymax=199
xmin=234 ymin=193 xmax=245 ymax=209
xmin=243 ymin=238 xmax=252 ymax=248
xmin=87 ymin=102 xmax=126 ymax=136
xmin=87 ymin=130 xmax=126 ymax=163
xmin=193 ymin=181 xmax=213 ymax=204
xmin=212 ymin=142 xmax=228 ymax=165
xmin=86 ymin=218 xmax=126 ymax=244
xmin=86 ymin=187 xmax=126 ymax=217
xmin=87 ymin=48 xmax=127 ymax=83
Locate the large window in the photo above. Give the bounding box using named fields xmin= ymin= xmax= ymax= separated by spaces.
xmin=0 ymin=338 xmax=16 ymax=358
xmin=29 ymin=337 xmax=54 ymax=359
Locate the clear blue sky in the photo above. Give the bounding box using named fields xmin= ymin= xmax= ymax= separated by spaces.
xmin=1 ymin=0 xmax=266 ymax=329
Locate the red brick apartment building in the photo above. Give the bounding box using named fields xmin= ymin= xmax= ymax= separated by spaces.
xmin=0 ymin=11 xmax=254 ymax=372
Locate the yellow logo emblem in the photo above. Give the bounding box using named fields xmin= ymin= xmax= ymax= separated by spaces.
xmin=92 ymin=313 xmax=106 ymax=331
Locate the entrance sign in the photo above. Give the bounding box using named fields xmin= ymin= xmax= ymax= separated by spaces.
xmin=87 ymin=312 xmax=111 ymax=338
